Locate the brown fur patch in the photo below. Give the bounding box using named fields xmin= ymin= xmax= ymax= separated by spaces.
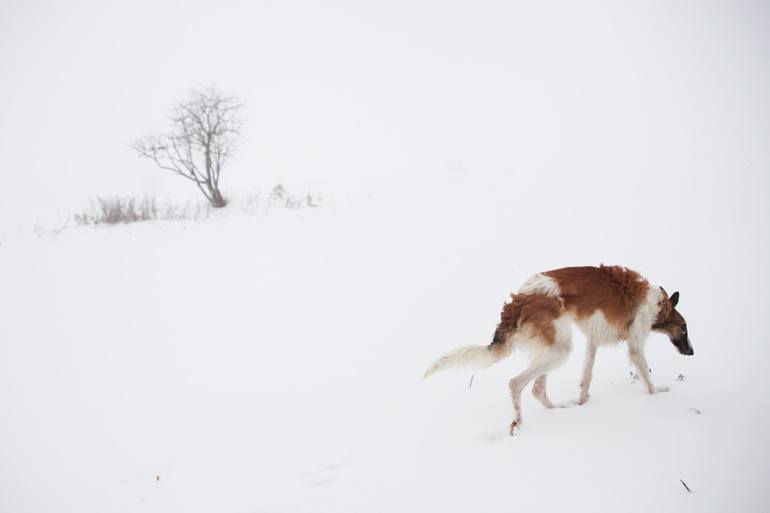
xmin=491 ymin=293 xmax=563 ymax=352
xmin=653 ymin=291 xmax=686 ymax=339
xmin=544 ymin=265 xmax=650 ymax=338
xmin=655 ymin=288 xmax=673 ymax=321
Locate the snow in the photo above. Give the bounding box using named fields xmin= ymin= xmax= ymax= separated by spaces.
xmin=2 ymin=0 xmax=770 ymax=511
xmin=1 ymin=159 xmax=769 ymax=512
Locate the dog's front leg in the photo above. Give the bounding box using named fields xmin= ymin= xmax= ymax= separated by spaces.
xmin=627 ymin=342 xmax=670 ymax=394
xmin=578 ymin=342 xmax=598 ymax=404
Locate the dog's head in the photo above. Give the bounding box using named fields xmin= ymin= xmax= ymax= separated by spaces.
xmin=652 ymin=288 xmax=693 ymax=356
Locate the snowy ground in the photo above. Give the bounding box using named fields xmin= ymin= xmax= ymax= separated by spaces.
xmin=1 ymin=158 xmax=769 ymax=512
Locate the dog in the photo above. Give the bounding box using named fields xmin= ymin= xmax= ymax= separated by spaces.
xmin=423 ymin=265 xmax=693 ymax=434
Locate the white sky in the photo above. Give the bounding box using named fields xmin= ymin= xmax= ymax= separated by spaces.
xmin=1 ymin=0 xmax=769 ymax=229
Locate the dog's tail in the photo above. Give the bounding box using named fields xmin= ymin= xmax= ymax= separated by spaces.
xmin=423 ymin=292 xmax=564 ymax=379
xmin=423 ymin=335 xmax=514 ymax=379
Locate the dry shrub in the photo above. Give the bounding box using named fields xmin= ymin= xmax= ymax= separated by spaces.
xmin=73 ymin=186 xmax=320 ymax=227
xmin=239 ymin=185 xmax=321 ymax=214
xmin=268 ymin=185 xmax=321 ymax=210
xmin=73 ymin=197 xmax=211 ymax=226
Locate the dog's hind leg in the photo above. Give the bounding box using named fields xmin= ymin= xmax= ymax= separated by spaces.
xmin=534 ymin=374 xmax=580 ymax=409
xmin=509 ymin=349 xmax=568 ymax=433
xmin=532 ymin=374 xmax=555 ymax=408
xmin=508 ymin=309 xmax=572 ymax=433
xmin=509 ymin=361 xmax=551 ymax=433
xmin=578 ymin=341 xmax=598 ymax=405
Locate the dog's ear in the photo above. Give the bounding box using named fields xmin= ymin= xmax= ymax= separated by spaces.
xmin=670 ymin=291 xmax=679 ymax=307
xmin=659 ymin=286 xmax=668 ymax=298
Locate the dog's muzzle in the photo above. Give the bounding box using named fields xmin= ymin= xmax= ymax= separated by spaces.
xmin=675 ymin=337 xmax=694 ymax=356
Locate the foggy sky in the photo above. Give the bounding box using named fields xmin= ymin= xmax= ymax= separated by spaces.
xmin=1 ymin=0 xmax=769 ymax=230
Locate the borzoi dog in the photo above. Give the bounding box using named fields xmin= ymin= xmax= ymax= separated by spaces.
xmin=423 ymin=265 xmax=693 ymax=433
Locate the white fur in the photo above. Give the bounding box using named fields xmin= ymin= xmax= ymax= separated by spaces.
xmin=506 ymin=314 xmax=572 ymax=431
xmin=576 ymin=283 xmax=669 ymax=402
xmin=424 ymin=314 xmax=573 ymax=431
xmin=422 ymin=344 xmax=502 ymax=378
xmin=518 ymin=273 xmax=560 ymax=296
xmin=627 ymin=284 xmax=662 ymax=343
xmin=574 ymin=310 xmax=622 ymax=345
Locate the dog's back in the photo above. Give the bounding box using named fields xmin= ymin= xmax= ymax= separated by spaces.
xmin=521 ymin=265 xmax=652 ymax=340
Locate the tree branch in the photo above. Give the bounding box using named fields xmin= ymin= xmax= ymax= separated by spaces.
xmin=131 ymin=86 xmax=243 ymax=207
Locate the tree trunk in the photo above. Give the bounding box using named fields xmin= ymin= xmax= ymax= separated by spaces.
xmin=209 ymin=186 xmax=227 ymax=208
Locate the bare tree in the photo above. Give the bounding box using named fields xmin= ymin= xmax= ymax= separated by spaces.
xmin=132 ymin=87 xmax=243 ymax=208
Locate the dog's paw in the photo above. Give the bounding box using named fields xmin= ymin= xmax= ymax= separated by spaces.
xmin=509 ymin=419 xmax=522 ymax=435
xmin=650 ymin=386 xmax=670 ymax=394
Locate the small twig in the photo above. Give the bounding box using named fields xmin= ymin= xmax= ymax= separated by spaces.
xmin=680 ymin=479 xmax=692 ymax=493
xmin=469 ymin=375 xmax=474 ymax=389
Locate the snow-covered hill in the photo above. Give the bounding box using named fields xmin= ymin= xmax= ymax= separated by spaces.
xmin=1 ymin=159 xmax=768 ymax=512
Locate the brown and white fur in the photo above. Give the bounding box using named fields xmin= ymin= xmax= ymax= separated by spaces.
xmin=424 ymin=265 xmax=693 ymax=434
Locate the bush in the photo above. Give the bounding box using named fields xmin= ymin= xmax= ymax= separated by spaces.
xmin=72 ymin=187 xmax=320 ymax=226
xmin=73 ymin=197 xmax=211 ymax=226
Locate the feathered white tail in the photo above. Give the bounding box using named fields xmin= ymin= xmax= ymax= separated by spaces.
xmin=423 ymin=342 xmax=510 ymax=379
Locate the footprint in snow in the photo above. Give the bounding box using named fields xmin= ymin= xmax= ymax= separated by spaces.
xmin=473 ymin=429 xmax=511 ymax=444
xmin=296 ymin=462 xmax=348 ymax=490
